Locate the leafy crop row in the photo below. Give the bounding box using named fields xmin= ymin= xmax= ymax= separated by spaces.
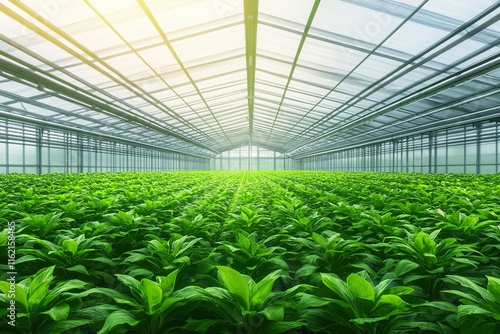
xmin=1 ymin=171 xmax=499 ymax=333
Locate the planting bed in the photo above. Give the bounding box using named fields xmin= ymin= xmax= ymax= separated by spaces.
xmin=0 ymin=171 xmax=499 ymax=333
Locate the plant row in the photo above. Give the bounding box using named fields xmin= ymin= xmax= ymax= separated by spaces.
xmin=0 ymin=171 xmax=499 ymax=333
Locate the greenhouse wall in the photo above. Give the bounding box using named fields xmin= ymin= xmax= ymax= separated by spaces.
xmin=299 ymin=121 xmax=500 ymax=174
xmin=0 ymin=120 xmax=210 ymax=174
xmin=210 ymin=146 xmax=300 ymax=170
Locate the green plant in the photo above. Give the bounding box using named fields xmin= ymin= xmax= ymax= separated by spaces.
xmin=122 ymin=234 xmax=203 ymax=281
xmin=16 ymin=234 xmax=114 ymax=284
xmin=299 ymin=272 xmax=419 ymax=333
xmin=435 ymin=209 xmax=498 ymax=242
xmin=17 ymin=212 xmax=73 ymax=240
xmin=75 ymin=269 xmax=198 ymax=334
xmin=443 ymin=275 xmax=500 ymax=334
xmin=166 ymin=212 xmax=220 ymax=242
xmin=380 ymin=230 xmax=485 ymax=299
xmin=292 ymin=231 xmax=380 ymax=282
xmin=0 ymin=266 xmax=91 ymax=334
xmin=215 ymin=231 xmax=289 ymax=280
xmin=185 ymin=266 xmax=304 ymax=333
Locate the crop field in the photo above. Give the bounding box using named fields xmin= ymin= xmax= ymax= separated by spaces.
xmin=0 ymin=171 xmax=499 ymax=333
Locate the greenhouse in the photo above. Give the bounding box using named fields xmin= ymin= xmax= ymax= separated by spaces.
xmin=1 ymin=1 xmax=500 ymax=334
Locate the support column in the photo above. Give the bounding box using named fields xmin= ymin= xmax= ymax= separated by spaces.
xmin=36 ymin=127 xmax=43 ymax=175
xmin=428 ymin=132 xmax=434 ymax=174
xmin=77 ymin=134 xmax=84 ymax=173
xmin=474 ymin=123 xmax=482 ymax=174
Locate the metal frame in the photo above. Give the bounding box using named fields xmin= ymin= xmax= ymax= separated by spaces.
xmin=0 ymin=1 xmax=499 ymax=168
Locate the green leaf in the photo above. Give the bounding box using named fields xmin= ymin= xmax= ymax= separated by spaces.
xmin=66 ymin=265 xmax=89 ymax=275
xmin=296 ymin=293 xmax=330 ymax=311
xmin=347 ymin=273 xmax=374 ymax=302
xmin=397 ymin=321 xmax=445 ymax=332
xmin=41 ymin=303 xmax=69 ymax=321
xmin=419 ymin=301 xmax=458 ymax=313
xmin=157 ymin=296 xmax=182 ymax=314
xmin=321 ymin=273 xmax=350 ymax=301
xmin=394 ymin=259 xmax=420 ymax=277
xmin=51 ymin=279 xmax=89 ymax=296
xmin=39 ymin=320 xmax=89 ymax=334
xmin=414 ymin=232 xmax=436 ymax=255
xmin=259 ymin=305 xmax=284 ymax=321
xmin=184 ymin=318 xmax=224 ymax=333
xmin=457 ymin=305 xmax=495 ymax=334
xmin=258 ymin=321 xmax=304 ymax=333
xmin=373 ymin=279 xmax=394 ymax=299
xmin=373 ymin=294 xmax=408 ymax=316
xmin=160 ymin=269 xmax=178 ymax=295
xmin=458 ymin=304 xmax=492 ymax=316
xmin=15 ymin=255 xmax=42 ymax=264
xmin=453 ymin=257 xmax=479 ymax=267
xmin=446 ymin=275 xmax=494 ymax=302
xmin=0 ymin=281 xmax=11 ymax=296
xmin=386 ymin=286 xmax=414 ymax=296
xmin=351 ymin=316 xmax=390 ymax=324
xmin=295 ymin=264 xmax=317 ymax=279
xmin=487 ymin=276 xmax=500 ymax=303
xmin=61 ymin=239 xmax=78 ymax=254
xmin=14 ymin=284 xmax=28 ymax=311
xmin=217 ymin=266 xmax=250 ymax=310
xmin=28 ymin=266 xmax=55 ymax=309
xmin=115 ymin=274 xmax=141 ymax=296
xmin=312 ymin=232 xmax=328 ymax=247
xmin=97 ymin=310 xmax=139 ymax=334
xmin=140 ymin=278 xmax=162 ymax=314
xmin=251 ymin=270 xmax=280 ymax=307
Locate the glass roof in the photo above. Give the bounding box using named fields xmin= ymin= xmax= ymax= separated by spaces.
xmin=1 ymin=0 xmax=499 ymax=158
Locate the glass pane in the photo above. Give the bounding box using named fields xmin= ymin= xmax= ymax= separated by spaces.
xmin=24 ymin=145 xmax=37 ymax=164
xmin=481 ymin=142 xmax=496 ymax=163
xmin=448 ymin=146 xmax=464 ymax=165
xmin=8 ymin=144 xmax=23 ymax=164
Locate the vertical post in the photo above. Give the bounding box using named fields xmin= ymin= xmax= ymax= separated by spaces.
xmin=496 ymin=122 xmax=499 ymax=174
xmin=445 ymin=128 xmax=449 ymax=174
xmin=5 ymin=121 xmax=9 ymax=174
xmin=65 ymin=133 xmax=69 ymax=173
xmin=463 ymin=125 xmax=467 ymax=173
xmin=474 ymin=123 xmax=482 ymax=174
xmin=428 ymin=132 xmax=433 ymax=174
xmin=151 ymin=150 xmax=154 ymax=172
xmin=257 ymin=146 xmax=260 ymax=170
xmin=77 ymin=134 xmax=84 ymax=173
xmin=392 ymin=140 xmax=396 ymax=173
xmin=406 ymin=137 xmax=409 ymax=173
xmin=36 ymin=127 xmax=43 ymax=175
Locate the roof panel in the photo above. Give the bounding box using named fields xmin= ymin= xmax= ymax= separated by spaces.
xmin=0 ymin=0 xmax=498 ymax=158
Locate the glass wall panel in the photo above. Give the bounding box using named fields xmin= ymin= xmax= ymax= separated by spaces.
xmin=448 ymin=146 xmax=464 ymax=165
xmin=297 ymin=120 xmax=499 ymax=175
xmin=465 ymin=144 xmax=476 ymax=165
xmin=482 ymin=165 xmax=496 ymax=174
xmin=466 ymin=165 xmax=477 ymax=174
xmin=25 ymin=145 xmax=37 ymax=165
xmin=1 ymin=119 xmax=209 ymax=174
xmin=8 ymin=144 xmax=23 ymax=165
xmin=436 ymin=148 xmax=446 ymax=166
xmin=25 ymin=167 xmax=37 ymax=174
xmin=50 ymin=148 xmax=64 ymax=166
xmin=0 ymin=143 xmax=5 ymax=164
xmin=212 ymin=146 xmax=295 ymax=170
xmin=481 ymin=143 xmax=495 ymax=164
xmin=448 ymin=166 xmax=464 ymax=173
